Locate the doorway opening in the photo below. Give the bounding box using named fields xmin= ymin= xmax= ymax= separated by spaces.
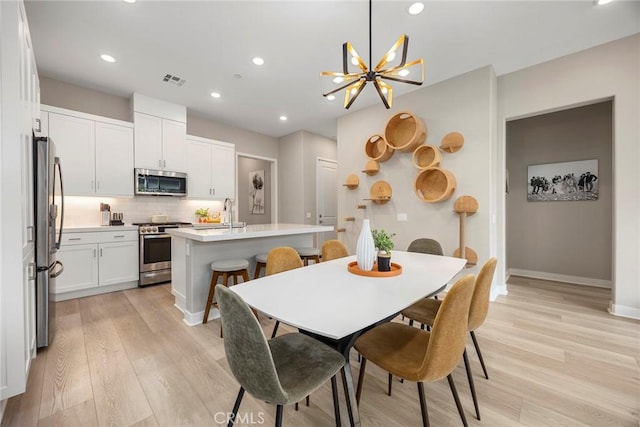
xmin=505 ymin=100 xmax=613 ymax=290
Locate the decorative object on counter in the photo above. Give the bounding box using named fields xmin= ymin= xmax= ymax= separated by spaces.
xmin=362 ymin=159 xmax=380 ymax=176
xmin=356 ymin=219 xmax=376 ymax=271
xmin=110 ymin=212 xmax=124 ymax=226
xmin=320 ymin=0 xmax=424 ymax=109
xmin=440 ymin=131 xmax=465 ymax=153
xmin=364 ymin=134 xmax=394 ymax=162
xmin=414 ymin=167 xmax=457 ymax=203
xmin=100 ymin=203 xmax=111 ymax=226
xmin=367 ymin=180 xmax=392 ymax=204
xmin=453 ymin=195 xmax=479 ymax=266
xmin=151 ymin=214 xmax=169 ymax=223
xmin=384 ymin=111 xmax=427 ymax=153
xmin=343 ymin=174 xmax=360 ymax=189
xmin=412 ymin=144 xmax=442 ymax=170
xmin=249 ymin=169 xmax=265 ymax=214
xmin=372 ymin=228 xmax=395 ymax=272
xmin=195 ymin=208 xmax=210 ymax=223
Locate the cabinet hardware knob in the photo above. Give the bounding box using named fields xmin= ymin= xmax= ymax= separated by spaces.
xmin=114 ymin=235 xmax=125 ymax=238
xmin=93 ymin=249 xmax=97 ymax=257
xmin=69 ymin=237 xmax=82 ymax=241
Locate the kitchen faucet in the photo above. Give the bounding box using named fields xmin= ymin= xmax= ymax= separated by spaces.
xmin=224 ymin=198 xmax=233 ymax=231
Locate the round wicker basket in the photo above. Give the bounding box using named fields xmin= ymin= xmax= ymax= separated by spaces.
xmin=414 ymin=167 xmax=457 ymax=203
xmin=384 ymin=112 xmax=427 ymax=153
xmin=364 ymin=134 xmax=394 ymax=162
xmin=412 ymin=144 xmax=442 ymax=170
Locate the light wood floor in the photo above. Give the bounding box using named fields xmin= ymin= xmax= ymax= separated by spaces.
xmin=3 ymin=276 xmax=639 ymax=426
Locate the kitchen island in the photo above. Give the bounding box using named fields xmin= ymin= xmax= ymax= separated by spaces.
xmin=167 ymin=223 xmax=333 ymax=325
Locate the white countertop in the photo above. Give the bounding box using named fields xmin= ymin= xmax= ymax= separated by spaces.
xmin=167 ymin=223 xmax=333 ymax=242
xmin=63 ymin=225 xmax=139 ymax=233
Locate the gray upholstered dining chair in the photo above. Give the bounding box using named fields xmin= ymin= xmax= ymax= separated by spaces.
xmin=215 ymin=284 xmax=345 ymax=427
xmin=407 ymin=238 xmax=444 ymax=256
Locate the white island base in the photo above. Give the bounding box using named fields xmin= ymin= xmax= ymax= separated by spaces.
xmin=168 ymin=223 xmax=333 ymax=325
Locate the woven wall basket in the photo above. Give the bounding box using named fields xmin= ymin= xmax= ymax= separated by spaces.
xmin=384 ymin=111 xmax=427 ymax=153
xmin=364 ymin=134 xmax=394 ymax=162
xmin=414 ymin=167 xmax=457 ymax=203
xmin=412 ymin=144 xmax=442 ymax=170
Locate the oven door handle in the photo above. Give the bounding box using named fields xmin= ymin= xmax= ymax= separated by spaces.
xmin=142 ymin=234 xmax=171 ymax=239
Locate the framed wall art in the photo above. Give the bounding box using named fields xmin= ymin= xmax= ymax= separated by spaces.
xmin=527 ymin=159 xmax=598 ymax=202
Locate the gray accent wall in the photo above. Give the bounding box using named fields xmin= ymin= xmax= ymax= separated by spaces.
xmin=237 ymin=156 xmax=272 ymax=225
xmin=278 ymin=130 xmax=337 ymax=224
xmin=506 ymin=101 xmax=613 ymax=282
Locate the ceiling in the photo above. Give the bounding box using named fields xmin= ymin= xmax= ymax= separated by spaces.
xmin=24 ymin=1 xmax=640 ymax=140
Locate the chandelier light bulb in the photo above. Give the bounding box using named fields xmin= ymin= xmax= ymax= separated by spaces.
xmin=408 ymin=2 xmax=425 ymax=15
xmin=398 ymin=69 xmax=410 ymax=77
xmin=333 ymin=76 xmax=344 ymax=84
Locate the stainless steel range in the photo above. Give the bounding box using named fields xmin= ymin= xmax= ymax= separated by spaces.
xmin=134 ymin=222 xmax=192 ymax=286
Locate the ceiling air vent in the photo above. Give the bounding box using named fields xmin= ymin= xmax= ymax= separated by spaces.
xmin=162 ymin=74 xmax=186 ymax=87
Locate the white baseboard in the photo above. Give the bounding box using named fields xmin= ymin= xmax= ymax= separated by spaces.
xmin=52 ymin=281 xmax=138 ymax=302
xmin=608 ymin=301 xmax=640 ymax=320
xmin=182 ymin=307 xmax=219 ymax=327
xmin=508 ymin=268 xmax=612 ymax=288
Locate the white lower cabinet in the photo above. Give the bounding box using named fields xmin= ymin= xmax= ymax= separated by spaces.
xmin=54 ymin=230 xmax=138 ymax=300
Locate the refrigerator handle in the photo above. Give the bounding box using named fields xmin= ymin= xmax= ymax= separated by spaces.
xmin=53 ymin=157 xmax=65 ymax=250
xmin=49 ymin=260 xmax=64 ymax=278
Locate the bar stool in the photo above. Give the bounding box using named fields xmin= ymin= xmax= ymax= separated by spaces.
xmin=203 ymin=259 xmax=250 ymax=333
xmin=295 ymin=247 xmax=321 ymax=266
xmin=253 ymin=253 xmax=268 ymax=279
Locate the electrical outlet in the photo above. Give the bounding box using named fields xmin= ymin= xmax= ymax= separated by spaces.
xmin=397 ymin=213 xmax=408 ymax=221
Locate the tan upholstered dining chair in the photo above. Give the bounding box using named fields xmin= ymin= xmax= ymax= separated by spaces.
xmin=321 ymin=240 xmax=349 ymax=262
xmin=354 ymin=274 xmax=476 ymax=427
xmin=215 ymin=285 xmax=345 ymax=427
xmin=401 ymin=257 xmax=498 ymax=420
xmin=265 ymin=247 xmax=303 ymax=338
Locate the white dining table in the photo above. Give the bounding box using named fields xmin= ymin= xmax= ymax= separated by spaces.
xmin=231 ymin=251 xmax=466 ymax=427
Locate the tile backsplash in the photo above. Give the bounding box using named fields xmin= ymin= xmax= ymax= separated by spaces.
xmin=64 ymin=196 xmax=226 ymax=226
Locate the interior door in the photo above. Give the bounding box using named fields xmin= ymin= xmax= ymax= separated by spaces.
xmin=316 ymin=158 xmax=338 ymax=250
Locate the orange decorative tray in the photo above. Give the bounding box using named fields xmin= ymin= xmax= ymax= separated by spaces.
xmin=347 ymin=261 xmax=402 ymax=277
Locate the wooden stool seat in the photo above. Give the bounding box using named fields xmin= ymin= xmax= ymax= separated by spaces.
xmin=295 ymin=247 xmax=321 ymax=265
xmin=254 ymin=253 xmax=269 ymax=279
xmin=203 ymin=259 xmax=251 ymax=331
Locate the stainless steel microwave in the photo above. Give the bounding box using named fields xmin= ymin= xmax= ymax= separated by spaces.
xmin=135 ymin=168 xmax=187 ymax=197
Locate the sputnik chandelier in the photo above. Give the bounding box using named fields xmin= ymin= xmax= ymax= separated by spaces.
xmin=320 ymin=0 xmax=424 ymax=109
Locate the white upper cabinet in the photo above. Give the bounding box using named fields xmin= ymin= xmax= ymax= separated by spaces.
xmin=47 ymin=108 xmax=134 ymax=197
xmin=132 ymin=94 xmax=187 ymax=172
xmin=95 ymin=122 xmax=134 ymax=196
xmin=186 ymin=135 xmax=235 ymax=200
xmin=49 ymin=113 xmax=96 ymax=196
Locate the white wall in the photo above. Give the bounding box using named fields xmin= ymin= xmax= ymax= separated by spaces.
xmin=302 ymin=131 xmax=337 ymax=225
xmin=497 ymin=34 xmax=640 ymax=318
xmin=337 ymin=66 xmax=497 ymax=280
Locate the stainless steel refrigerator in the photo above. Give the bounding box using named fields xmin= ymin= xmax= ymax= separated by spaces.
xmin=34 ymin=136 xmax=64 ymax=348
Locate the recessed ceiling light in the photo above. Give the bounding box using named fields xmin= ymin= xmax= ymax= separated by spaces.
xmin=100 ymin=54 xmax=115 ymax=63
xmin=211 ymin=92 xmax=221 ymax=98
xmin=327 ymin=95 xmax=336 ymax=101
xmin=279 ymin=115 xmax=287 ymax=121
xmin=408 ymin=2 xmax=424 ymax=15
xmin=252 ymin=57 xmax=265 ymax=66
xmin=123 ymin=0 xmax=136 ymax=3
xmin=594 ymin=0 xmax=614 ymax=4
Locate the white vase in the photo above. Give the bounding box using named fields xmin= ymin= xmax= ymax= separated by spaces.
xmin=356 ymin=219 xmax=376 ymax=271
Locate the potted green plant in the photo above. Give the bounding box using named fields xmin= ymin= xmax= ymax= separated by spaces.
xmin=372 ymin=228 xmax=395 ymax=272
xmin=195 ymin=208 xmax=209 ymax=223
